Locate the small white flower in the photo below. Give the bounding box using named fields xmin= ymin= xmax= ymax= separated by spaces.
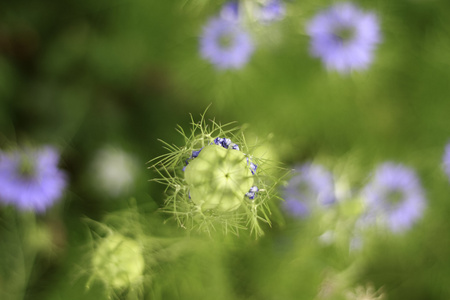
xmin=91 ymin=146 xmax=139 ymax=197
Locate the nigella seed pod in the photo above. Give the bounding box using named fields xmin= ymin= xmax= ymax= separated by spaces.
xmin=183 ymin=137 xmax=257 ymax=211
xmin=148 ymin=112 xmax=282 ymax=237
xmin=185 ymin=144 xmax=253 ymax=212
xmin=91 ymin=234 xmax=144 ymax=289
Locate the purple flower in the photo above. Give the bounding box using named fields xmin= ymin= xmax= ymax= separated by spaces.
xmin=200 ymin=17 xmax=254 ymax=70
xmin=361 ymin=162 xmax=426 ymax=233
xmin=220 ymin=1 xmax=240 ymax=22
xmin=245 ymin=186 xmax=259 ymax=200
xmin=306 ymin=2 xmax=381 ymax=73
xmin=255 ymin=0 xmax=286 ymax=24
xmin=0 ymin=146 xmax=67 ymax=213
xmin=183 ymin=148 xmax=203 ymax=172
xmin=443 ymin=143 xmax=450 ymax=181
xmin=213 ymin=137 xmax=239 ymax=150
xmin=192 ymin=149 xmax=202 ymax=158
xmin=247 ymin=159 xmax=257 ymax=175
xmin=283 ymin=163 xmax=336 ymax=217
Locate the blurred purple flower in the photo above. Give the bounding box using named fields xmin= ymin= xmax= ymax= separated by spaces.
xmin=0 ymin=146 xmax=67 ymax=213
xmin=220 ymin=1 xmax=240 ymax=22
xmin=200 ymin=17 xmax=254 ymax=70
xmin=361 ymin=162 xmax=425 ymax=233
xmin=255 ymin=0 xmax=286 ymax=24
xmin=443 ymin=143 xmax=450 ymax=181
xmin=306 ymin=2 xmax=381 ymax=73
xmin=283 ymin=163 xmax=336 ymax=217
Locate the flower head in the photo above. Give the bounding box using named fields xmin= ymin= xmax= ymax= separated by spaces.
xmin=149 ymin=112 xmax=280 ymax=237
xmin=361 ymin=162 xmax=426 ymax=233
xmin=184 ymin=143 xmax=255 ymax=212
xmin=200 ymin=17 xmax=254 ymax=70
xmin=91 ymin=233 xmax=144 ymax=290
xmin=0 ymin=146 xmax=67 ymax=212
xmin=220 ymin=1 xmax=240 ymax=22
xmin=283 ymin=163 xmax=336 ymax=217
xmin=254 ymin=0 xmax=286 ymax=24
xmin=306 ymin=2 xmax=381 ymax=73
xmin=183 ymin=137 xmax=259 ymax=210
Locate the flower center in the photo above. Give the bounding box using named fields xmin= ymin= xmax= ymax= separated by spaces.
xmin=184 ymin=145 xmax=253 ymax=212
xmin=333 ymin=26 xmax=355 ymax=43
xmin=297 ymin=180 xmax=315 ymax=199
xmin=18 ymin=156 xmax=36 ymax=178
xmin=386 ymin=189 xmax=404 ymax=208
xmin=219 ymin=32 xmax=235 ymax=49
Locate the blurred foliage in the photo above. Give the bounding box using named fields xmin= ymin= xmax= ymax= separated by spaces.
xmin=1 ymin=0 xmax=450 ymax=299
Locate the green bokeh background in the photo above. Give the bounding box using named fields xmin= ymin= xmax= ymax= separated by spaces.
xmin=1 ymin=0 xmax=450 ymax=299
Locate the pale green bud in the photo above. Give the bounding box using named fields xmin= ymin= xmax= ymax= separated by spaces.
xmin=184 ymin=145 xmax=253 ymax=212
xmin=91 ymin=234 xmax=144 ymax=289
xmin=149 ymin=112 xmax=283 ymax=237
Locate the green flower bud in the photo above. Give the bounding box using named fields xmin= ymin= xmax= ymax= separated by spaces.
xmin=92 ymin=234 xmax=144 ymax=289
xmin=184 ymin=144 xmax=253 ymax=212
xmin=149 ymin=112 xmax=283 ymax=237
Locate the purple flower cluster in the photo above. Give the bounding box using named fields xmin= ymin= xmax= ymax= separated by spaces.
xmin=283 ymin=163 xmax=336 ymax=217
xmin=361 ymin=162 xmax=426 ymax=233
xmin=306 ymin=2 xmax=381 ymax=73
xmin=200 ymin=0 xmax=287 ymax=70
xmin=200 ymin=1 xmax=383 ymax=73
xmin=0 ymin=146 xmax=67 ymax=213
xmin=281 ymin=159 xmax=428 ymax=237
